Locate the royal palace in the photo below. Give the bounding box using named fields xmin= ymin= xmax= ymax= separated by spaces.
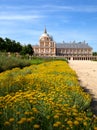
xmin=33 ymin=28 xmax=97 ymax=60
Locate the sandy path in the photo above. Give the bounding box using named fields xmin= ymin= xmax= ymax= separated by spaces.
xmin=69 ymin=60 xmax=97 ymax=114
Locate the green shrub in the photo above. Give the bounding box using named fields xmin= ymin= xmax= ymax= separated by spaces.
xmin=0 ymin=55 xmax=31 ymax=72
xmin=0 ymin=52 xmax=68 ymax=72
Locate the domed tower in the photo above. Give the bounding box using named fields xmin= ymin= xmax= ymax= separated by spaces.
xmin=39 ymin=27 xmax=56 ymax=56
xmin=39 ymin=27 xmax=50 ymax=46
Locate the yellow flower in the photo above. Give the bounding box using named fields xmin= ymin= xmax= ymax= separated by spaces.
xmin=29 ymin=100 xmax=33 ymax=103
xmin=53 ymin=121 xmax=61 ymax=127
xmin=9 ymin=118 xmax=15 ymax=122
xmin=17 ymin=118 xmax=26 ymax=124
xmin=83 ymin=122 xmax=87 ymax=126
xmin=67 ymin=120 xmax=73 ymax=126
xmin=24 ymin=111 xmax=29 ymax=115
xmin=0 ymin=112 xmax=2 ymax=115
xmin=56 ymin=121 xmax=61 ymax=125
xmin=26 ymin=118 xmax=32 ymax=122
xmin=53 ymin=123 xmax=59 ymax=127
xmin=29 ymin=112 xmax=33 ymax=115
xmin=46 ymin=115 xmax=50 ymax=119
xmin=33 ymin=124 xmax=40 ymax=129
xmin=17 ymin=120 xmax=23 ymax=124
xmin=32 ymin=107 xmax=39 ymax=113
xmin=73 ymin=112 xmax=78 ymax=116
xmin=74 ymin=120 xmax=79 ymax=125
xmin=54 ymin=115 xmax=59 ymax=119
xmin=76 ymin=117 xmax=83 ymax=121
xmin=21 ymin=117 xmax=26 ymax=122
xmin=4 ymin=121 xmax=10 ymax=126
xmin=94 ymin=127 xmax=97 ymax=130
xmin=62 ymin=125 xmax=65 ymax=128
xmin=31 ymin=116 xmax=35 ymax=120
xmin=16 ymin=112 xmax=20 ymax=115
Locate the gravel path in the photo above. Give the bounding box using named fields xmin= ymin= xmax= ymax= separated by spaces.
xmin=69 ymin=60 xmax=97 ymax=115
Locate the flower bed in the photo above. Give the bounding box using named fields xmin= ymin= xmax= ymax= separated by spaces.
xmin=0 ymin=61 xmax=97 ymax=130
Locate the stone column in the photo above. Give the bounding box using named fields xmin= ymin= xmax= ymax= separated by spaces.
xmin=39 ymin=47 xmax=40 ymax=56
xmin=44 ymin=42 xmax=45 ymax=55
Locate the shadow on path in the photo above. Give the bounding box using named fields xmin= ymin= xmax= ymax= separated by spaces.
xmin=91 ymin=99 xmax=97 ymax=115
xmin=78 ymin=79 xmax=97 ymax=115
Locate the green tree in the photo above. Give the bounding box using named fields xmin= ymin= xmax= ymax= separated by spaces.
xmin=4 ymin=38 xmax=22 ymax=53
xmin=5 ymin=38 xmax=12 ymax=52
xmin=26 ymin=44 xmax=34 ymax=55
xmin=93 ymin=52 xmax=97 ymax=56
xmin=20 ymin=45 xmax=28 ymax=55
xmin=20 ymin=44 xmax=34 ymax=56
xmin=15 ymin=42 xmax=22 ymax=52
xmin=0 ymin=37 xmax=33 ymax=55
xmin=0 ymin=37 xmax=6 ymax=51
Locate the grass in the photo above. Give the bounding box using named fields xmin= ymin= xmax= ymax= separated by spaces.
xmin=30 ymin=56 xmax=68 ymax=64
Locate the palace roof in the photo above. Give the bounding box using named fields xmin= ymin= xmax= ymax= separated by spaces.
xmin=56 ymin=42 xmax=92 ymax=49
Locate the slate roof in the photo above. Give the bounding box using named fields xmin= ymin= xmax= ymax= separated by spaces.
xmin=56 ymin=42 xmax=92 ymax=49
xmin=33 ymin=45 xmax=39 ymax=48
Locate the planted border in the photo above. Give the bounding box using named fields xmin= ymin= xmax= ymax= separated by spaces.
xmin=0 ymin=61 xmax=97 ymax=130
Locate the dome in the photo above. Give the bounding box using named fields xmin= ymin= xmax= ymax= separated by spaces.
xmin=39 ymin=27 xmax=50 ymax=40
xmin=40 ymin=33 xmax=49 ymax=38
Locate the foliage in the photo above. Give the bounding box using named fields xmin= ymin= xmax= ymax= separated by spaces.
xmin=20 ymin=44 xmax=34 ymax=56
xmin=0 ymin=37 xmax=34 ymax=55
xmin=31 ymin=56 xmax=68 ymax=63
xmin=93 ymin=52 xmax=97 ymax=56
xmin=0 ymin=54 xmax=31 ymax=72
xmin=0 ymin=52 xmax=68 ymax=72
xmin=0 ymin=37 xmax=22 ymax=52
xmin=0 ymin=61 xmax=97 ymax=130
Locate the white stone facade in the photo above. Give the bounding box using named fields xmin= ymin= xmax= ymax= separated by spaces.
xmin=33 ymin=28 xmax=93 ymax=57
xmin=33 ymin=28 xmax=56 ymax=56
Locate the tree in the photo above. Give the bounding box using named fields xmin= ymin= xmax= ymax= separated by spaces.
xmin=93 ymin=52 xmax=97 ymax=56
xmin=4 ymin=38 xmax=22 ymax=53
xmin=26 ymin=44 xmax=34 ymax=55
xmin=15 ymin=42 xmax=22 ymax=52
xmin=0 ymin=37 xmax=6 ymax=51
xmin=0 ymin=37 xmax=34 ymax=55
xmin=20 ymin=44 xmax=34 ymax=56
xmin=20 ymin=46 xmax=28 ymax=55
xmin=5 ymin=38 xmax=12 ymax=52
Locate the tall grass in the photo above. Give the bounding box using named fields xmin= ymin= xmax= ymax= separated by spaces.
xmin=0 ymin=52 xmax=68 ymax=72
xmin=0 ymin=55 xmax=31 ymax=72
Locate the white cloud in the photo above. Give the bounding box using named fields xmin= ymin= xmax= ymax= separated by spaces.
xmin=0 ymin=3 xmax=97 ymax=51
xmin=1 ymin=4 xmax=97 ymax=13
xmin=73 ymin=6 xmax=97 ymax=12
xmin=42 ymin=5 xmax=97 ymax=13
xmin=0 ymin=15 xmax=44 ymax=20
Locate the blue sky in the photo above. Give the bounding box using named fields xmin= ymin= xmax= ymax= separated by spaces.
xmin=0 ymin=0 xmax=97 ymax=51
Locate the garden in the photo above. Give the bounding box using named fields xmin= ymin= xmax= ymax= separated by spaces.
xmin=0 ymin=60 xmax=97 ymax=130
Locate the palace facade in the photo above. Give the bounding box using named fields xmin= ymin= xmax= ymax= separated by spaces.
xmin=33 ymin=28 xmax=93 ymax=59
